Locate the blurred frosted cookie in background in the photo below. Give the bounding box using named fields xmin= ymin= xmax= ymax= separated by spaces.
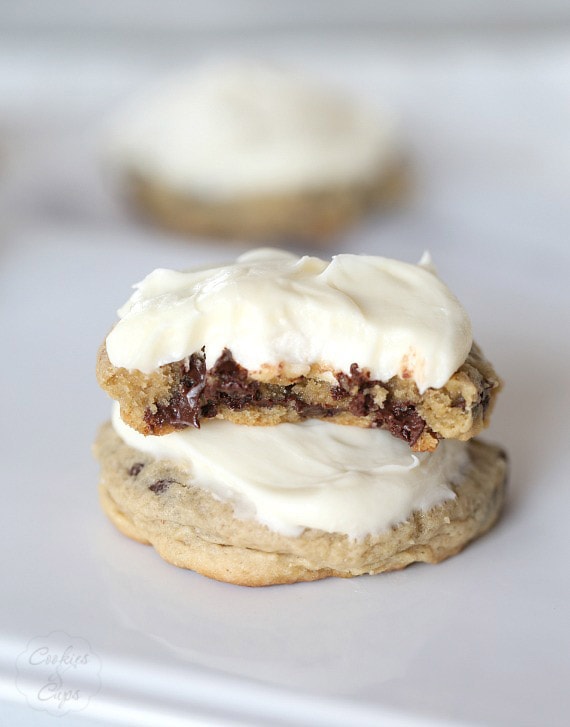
xmin=105 ymin=62 xmax=407 ymax=242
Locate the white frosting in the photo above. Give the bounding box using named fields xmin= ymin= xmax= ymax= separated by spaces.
xmin=106 ymin=249 xmax=472 ymax=393
xmin=112 ymin=404 xmax=468 ymax=539
xmin=106 ymin=62 xmax=400 ymax=197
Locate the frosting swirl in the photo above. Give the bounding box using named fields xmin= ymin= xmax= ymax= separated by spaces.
xmin=106 ymin=249 xmax=472 ymax=393
xmin=113 ymin=404 xmax=468 ymax=539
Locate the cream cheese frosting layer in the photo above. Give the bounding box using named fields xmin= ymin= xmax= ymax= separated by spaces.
xmin=112 ymin=403 xmax=468 ymax=539
xmin=106 ymin=62 xmax=400 ymax=197
xmin=106 ymin=249 xmax=472 ymax=393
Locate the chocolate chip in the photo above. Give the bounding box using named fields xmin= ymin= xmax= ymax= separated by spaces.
xmin=292 ymin=400 xmax=335 ymax=418
xmin=128 ymin=463 xmax=145 ymax=477
xmin=335 ymin=363 xmax=370 ymax=394
xmin=204 ymin=348 xmax=263 ymax=410
xmin=380 ymin=402 xmax=426 ymax=446
xmin=149 ymin=479 xmax=175 ymax=494
xmin=348 ymin=393 xmax=370 ymax=417
xmin=142 ymin=348 xmax=431 ymax=447
xmin=145 ymin=350 xmax=207 ymax=432
xmin=208 ymin=348 xmax=256 ymax=395
xmin=331 ymin=385 xmax=348 ymax=401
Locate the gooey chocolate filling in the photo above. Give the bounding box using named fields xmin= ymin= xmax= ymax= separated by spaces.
xmin=144 ymin=348 xmax=429 ymax=445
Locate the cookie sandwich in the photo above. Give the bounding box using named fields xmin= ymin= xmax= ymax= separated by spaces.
xmin=105 ymin=63 xmax=406 ymax=242
xmin=94 ymin=249 xmax=506 ymax=586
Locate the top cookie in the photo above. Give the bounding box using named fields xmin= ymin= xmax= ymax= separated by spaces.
xmin=97 ymin=249 xmax=500 ymax=451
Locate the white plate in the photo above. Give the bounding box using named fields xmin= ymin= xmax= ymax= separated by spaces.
xmin=1 ymin=38 xmax=569 ymax=727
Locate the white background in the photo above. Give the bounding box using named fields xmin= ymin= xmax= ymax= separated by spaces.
xmin=0 ymin=3 xmax=569 ymax=726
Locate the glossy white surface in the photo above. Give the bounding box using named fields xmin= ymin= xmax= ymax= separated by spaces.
xmin=107 ymin=248 xmax=471 ymax=390
xmin=1 ymin=32 xmax=569 ymax=727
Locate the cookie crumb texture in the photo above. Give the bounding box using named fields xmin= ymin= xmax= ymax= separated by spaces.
xmin=94 ymin=423 xmax=507 ymax=587
xmin=97 ymin=342 xmax=500 ymax=452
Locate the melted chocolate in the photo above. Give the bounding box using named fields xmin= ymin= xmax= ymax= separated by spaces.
xmin=144 ymin=351 xmax=207 ymax=431
xmin=381 ymin=402 xmax=426 ymax=445
xmin=293 ymin=400 xmax=336 ymax=418
xmin=204 ymin=349 xmax=265 ymax=411
xmin=143 ymin=349 xmax=429 ymax=446
xmin=335 ymin=363 xmax=426 ymax=446
xmin=334 ymin=363 xmax=370 ymax=395
xmin=128 ymin=462 xmax=145 ymax=477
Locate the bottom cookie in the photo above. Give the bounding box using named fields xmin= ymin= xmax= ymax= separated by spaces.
xmin=93 ymin=423 xmax=507 ymax=587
